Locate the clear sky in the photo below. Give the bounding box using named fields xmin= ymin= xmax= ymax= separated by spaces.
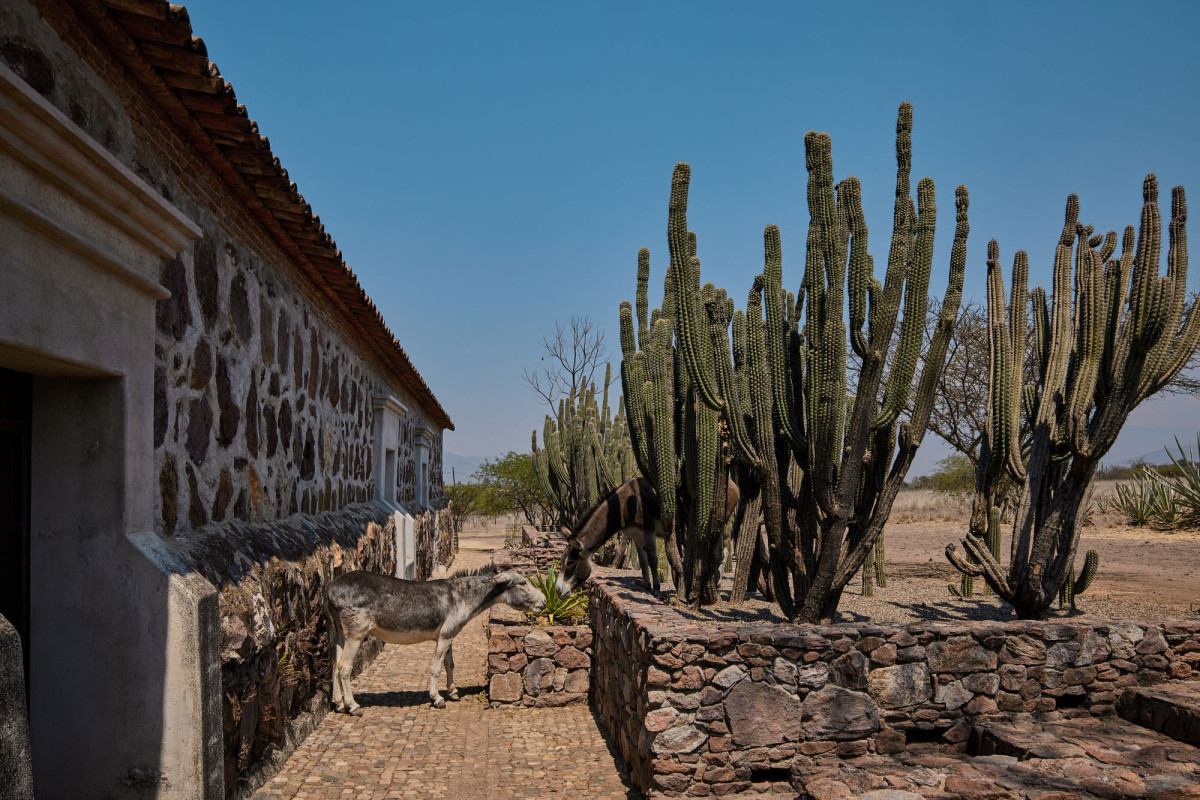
xmin=186 ymin=1 xmax=1200 ymax=475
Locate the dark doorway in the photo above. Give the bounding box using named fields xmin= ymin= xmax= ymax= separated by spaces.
xmin=0 ymin=366 xmax=32 ymax=683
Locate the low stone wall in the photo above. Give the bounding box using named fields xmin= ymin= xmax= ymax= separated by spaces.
xmin=588 ymin=571 xmax=1200 ymax=797
xmin=485 ymin=604 xmax=592 ymax=707
xmin=492 ymin=539 xmax=566 ymax=577
xmin=521 ymin=524 xmax=563 ymax=549
xmin=175 ymin=502 xmax=396 ymax=797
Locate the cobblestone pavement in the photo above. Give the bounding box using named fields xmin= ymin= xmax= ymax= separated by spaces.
xmin=253 ymin=549 xmax=640 ymax=799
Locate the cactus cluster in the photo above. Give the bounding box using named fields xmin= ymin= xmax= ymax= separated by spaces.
xmin=948 ymin=176 xmax=1198 ymax=619
xmin=622 ymin=104 xmax=969 ymax=622
xmin=531 ymin=364 xmax=637 ymax=532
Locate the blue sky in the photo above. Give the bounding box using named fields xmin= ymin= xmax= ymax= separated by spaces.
xmin=186 ymin=1 xmax=1200 ymax=475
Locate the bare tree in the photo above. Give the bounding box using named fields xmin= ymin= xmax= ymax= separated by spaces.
xmin=521 ymin=314 xmax=611 ymax=408
xmin=924 ymin=299 xmax=991 ymax=466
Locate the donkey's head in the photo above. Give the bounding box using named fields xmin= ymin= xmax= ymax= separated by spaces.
xmin=555 ymin=540 xmax=592 ymax=596
xmin=493 ymin=570 xmax=546 ymax=613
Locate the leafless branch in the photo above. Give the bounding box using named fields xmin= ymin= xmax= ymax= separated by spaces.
xmin=521 ymin=314 xmax=611 ymax=409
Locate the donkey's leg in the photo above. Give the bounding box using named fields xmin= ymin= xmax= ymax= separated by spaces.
xmin=635 ymin=541 xmax=653 ymax=590
xmin=640 ymin=531 xmax=661 ymax=594
xmin=336 ymin=610 xmax=371 ymax=715
xmin=428 ymin=635 xmax=453 ymax=708
xmin=330 ymin=614 xmax=346 ymax=712
xmin=444 ymin=642 xmax=458 ymax=701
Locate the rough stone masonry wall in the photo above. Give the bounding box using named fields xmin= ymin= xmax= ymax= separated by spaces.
xmin=0 ymin=0 xmax=446 ymax=536
xmin=0 ymin=4 xmax=445 ymax=794
xmin=588 ymin=572 xmax=1200 ymax=798
xmin=486 ymin=541 xmax=590 ymax=707
xmin=486 ymin=604 xmax=592 ymax=707
xmin=175 ymin=503 xmax=395 ymax=796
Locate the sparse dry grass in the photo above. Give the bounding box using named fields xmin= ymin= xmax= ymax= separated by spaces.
xmin=891 ymin=488 xmax=970 ymax=522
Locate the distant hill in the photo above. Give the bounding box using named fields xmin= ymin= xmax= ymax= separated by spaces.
xmin=442 ymin=451 xmax=488 ymax=484
xmin=1105 ymin=425 xmax=1199 ymax=466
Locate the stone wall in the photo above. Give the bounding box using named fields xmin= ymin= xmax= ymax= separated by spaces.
xmin=0 ymin=1 xmax=446 ymax=538
xmin=493 ymin=528 xmax=567 ymax=577
xmin=174 ymin=502 xmax=395 ymax=796
xmin=588 ymin=571 xmax=1200 ymax=797
xmin=0 ymin=614 xmax=33 ymax=800
xmin=486 ymin=604 xmax=592 ymax=707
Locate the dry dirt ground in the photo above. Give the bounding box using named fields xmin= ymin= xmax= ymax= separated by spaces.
xmin=680 ymin=489 xmax=1200 ymax=625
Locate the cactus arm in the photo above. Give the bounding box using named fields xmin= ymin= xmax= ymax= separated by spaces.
xmin=878 ymin=177 xmax=938 ymax=430
xmin=763 ymin=224 xmax=806 ymax=456
xmin=668 ymin=164 xmax=723 ymax=411
xmin=636 ymin=248 xmax=651 ymax=350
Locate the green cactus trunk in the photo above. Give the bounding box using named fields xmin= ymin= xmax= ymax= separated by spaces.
xmin=621 ymin=103 xmax=970 ymax=622
xmin=948 ymin=176 xmax=1195 ymax=619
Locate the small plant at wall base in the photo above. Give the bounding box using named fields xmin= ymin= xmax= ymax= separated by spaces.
xmin=527 ymin=565 xmax=588 ymax=625
xmin=948 ymin=177 xmax=1200 ymax=619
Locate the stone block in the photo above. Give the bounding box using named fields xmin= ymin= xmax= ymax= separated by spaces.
xmin=489 ymin=672 xmax=523 ymax=704
xmin=725 ymin=681 xmax=803 ymax=747
xmin=927 ymin=636 xmax=998 ymax=673
xmin=653 ymin=725 xmax=706 ymax=755
xmin=523 ymin=657 xmax=555 ymax=694
xmin=523 ymin=629 xmax=560 ymax=658
xmin=801 ymin=685 xmax=879 ymax=741
xmin=868 ymin=663 xmax=933 ymax=709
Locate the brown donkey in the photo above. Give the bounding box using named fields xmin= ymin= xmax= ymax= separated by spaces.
xmin=554 ymin=476 xmax=739 ymax=596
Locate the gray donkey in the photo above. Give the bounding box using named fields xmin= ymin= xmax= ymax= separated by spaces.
xmin=327 ymin=565 xmax=545 ymax=712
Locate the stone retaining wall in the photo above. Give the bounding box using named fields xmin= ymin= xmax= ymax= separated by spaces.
xmin=588 ymin=571 xmax=1200 ymax=797
xmin=175 ymin=502 xmax=395 ymax=795
xmin=485 ymin=604 xmax=592 ymax=707
xmin=492 ymin=539 xmax=566 ymax=578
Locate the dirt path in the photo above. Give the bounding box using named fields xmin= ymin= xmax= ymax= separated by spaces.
xmin=253 ymin=538 xmax=638 ymax=800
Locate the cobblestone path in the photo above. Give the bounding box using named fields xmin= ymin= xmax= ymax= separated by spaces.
xmin=253 ymin=548 xmax=639 ymax=799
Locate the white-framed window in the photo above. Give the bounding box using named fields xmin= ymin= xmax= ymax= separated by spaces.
xmin=371 ymin=394 xmax=407 ymax=507
xmin=416 ymin=426 xmax=435 ymax=508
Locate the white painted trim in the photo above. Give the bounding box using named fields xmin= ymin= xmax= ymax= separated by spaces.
xmin=0 ymin=185 xmax=170 ymax=299
xmin=416 ymin=426 xmax=436 ymax=448
xmin=0 ymin=63 xmax=201 ymax=261
xmin=372 ymin=394 xmax=409 ymax=419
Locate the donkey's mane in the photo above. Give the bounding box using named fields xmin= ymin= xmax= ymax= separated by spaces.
xmin=446 ymin=563 xmax=501 ymax=580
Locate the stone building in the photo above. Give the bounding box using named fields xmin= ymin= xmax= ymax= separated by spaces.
xmin=0 ymin=1 xmax=453 ymax=797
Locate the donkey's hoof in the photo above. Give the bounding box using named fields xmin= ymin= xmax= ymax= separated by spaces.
xmin=447 ymin=690 xmax=460 ymax=701
xmin=432 ymin=697 xmax=446 ymax=709
xmin=349 ymin=706 xmax=363 ymax=717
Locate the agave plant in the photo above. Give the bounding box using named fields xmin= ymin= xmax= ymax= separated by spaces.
xmin=527 ymin=565 xmax=588 ymax=625
xmin=1144 ymin=436 xmax=1200 ymax=528
xmin=1112 ymin=471 xmax=1181 ymax=526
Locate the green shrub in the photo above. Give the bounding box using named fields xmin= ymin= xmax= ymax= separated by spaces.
xmin=929 ymin=454 xmax=975 ymax=499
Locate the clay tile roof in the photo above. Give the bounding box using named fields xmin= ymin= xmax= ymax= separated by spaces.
xmin=75 ymin=0 xmax=453 ymax=430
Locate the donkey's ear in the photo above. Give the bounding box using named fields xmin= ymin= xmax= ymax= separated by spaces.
xmin=493 ymin=570 xmax=525 ymax=587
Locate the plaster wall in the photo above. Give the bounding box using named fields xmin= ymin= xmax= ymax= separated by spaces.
xmin=0 ymin=55 xmax=216 ymax=800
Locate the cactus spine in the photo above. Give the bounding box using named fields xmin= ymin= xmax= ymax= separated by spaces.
xmin=623 ymin=104 xmax=968 ymax=622
xmin=948 ymin=176 xmax=1197 ymax=619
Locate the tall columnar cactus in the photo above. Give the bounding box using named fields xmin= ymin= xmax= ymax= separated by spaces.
xmin=948 ymin=177 xmax=1198 ymax=619
xmin=623 ymin=103 xmax=969 ymax=622
xmin=532 ymin=364 xmax=636 ymax=529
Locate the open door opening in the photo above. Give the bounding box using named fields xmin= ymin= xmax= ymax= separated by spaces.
xmin=0 ymin=366 xmax=32 ymax=689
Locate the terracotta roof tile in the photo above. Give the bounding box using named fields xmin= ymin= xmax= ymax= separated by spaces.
xmin=75 ymin=0 xmax=453 ymax=429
